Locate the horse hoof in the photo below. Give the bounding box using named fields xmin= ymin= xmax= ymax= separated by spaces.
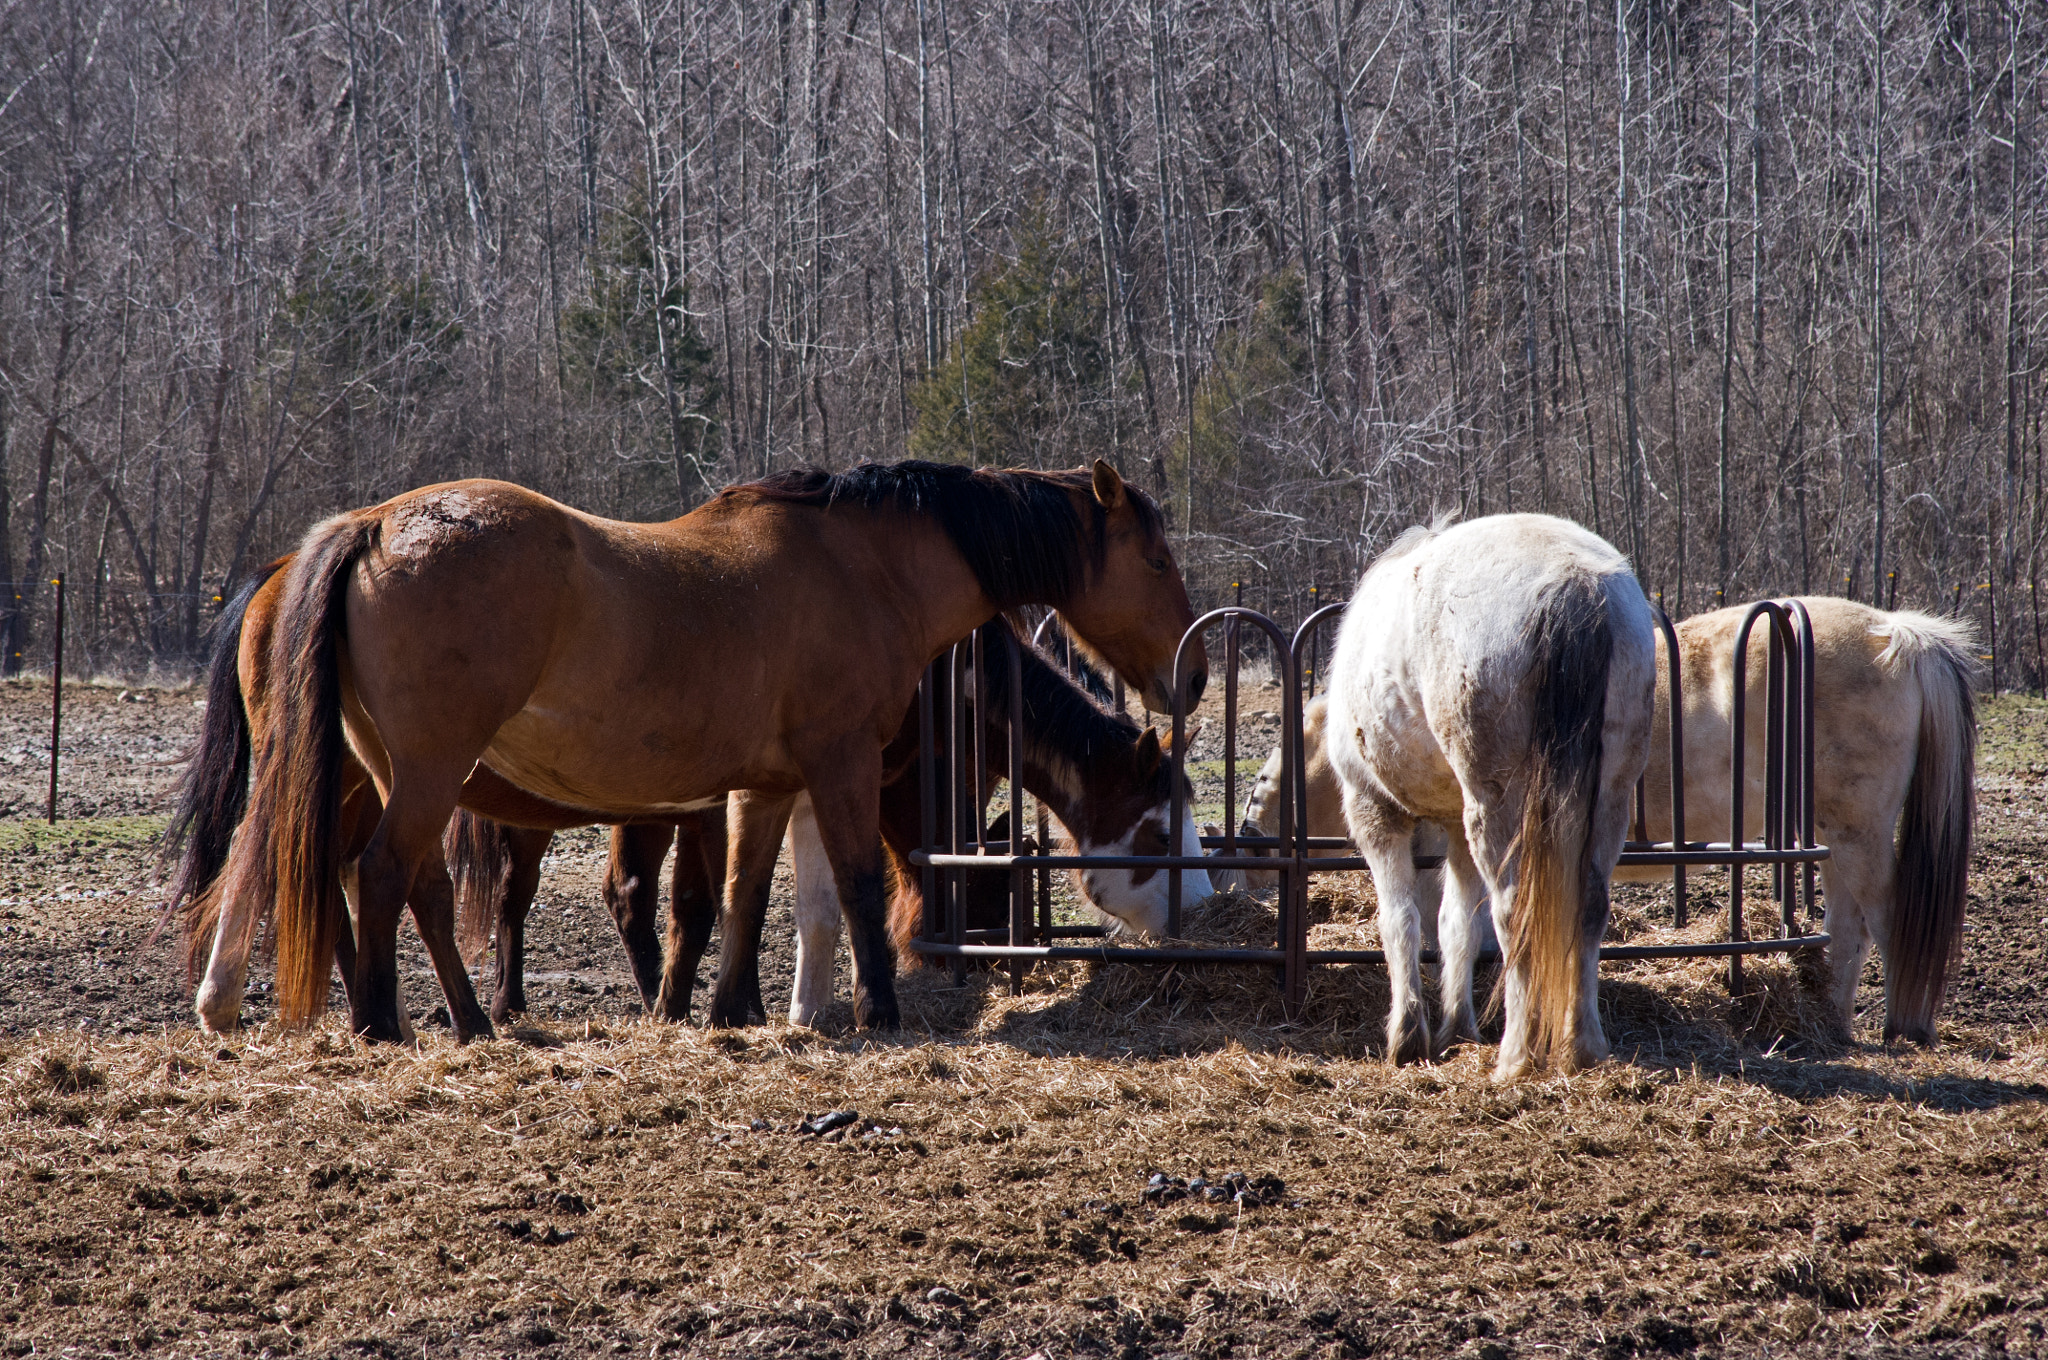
xmin=1883 ymin=1022 xmax=1937 ymax=1048
xmin=707 ymin=1000 xmax=754 ymax=1029
xmin=854 ymin=997 xmax=901 ymax=1031
xmin=1388 ymin=1023 xmax=1429 ymax=1066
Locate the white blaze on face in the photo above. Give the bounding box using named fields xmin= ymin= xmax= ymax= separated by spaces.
xmin=1075 ymin=802 xmax=1215 ymax=938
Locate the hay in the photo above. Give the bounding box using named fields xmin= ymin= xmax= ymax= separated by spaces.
xmin=2 ymin=879 xmax=2045 ymax=1356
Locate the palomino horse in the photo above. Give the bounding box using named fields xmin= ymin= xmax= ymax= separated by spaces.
xmin=446 ymin=618 xmax=1214 ymax=1028
xmin=222 ymin=461 xmax=1203 ymax=1042
xmin=1623 ymin=598 xmax=1976 ymax=1045
xmin=1241 ymin=597 xmax=1977 ymax=1047
xmin=1324 ymin=514 xmax=1655 ymax=1079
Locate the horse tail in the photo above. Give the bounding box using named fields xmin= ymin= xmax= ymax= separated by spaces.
xmin=885 ymin=839 xmax=927 ymax=970
xmin=1507 ymin=576 xmax=1614 ymax=1074
xmin=1880 ymin=610 xmax=1980 ymax=1044
xmin=445 ymin=811 xmax=512 ymax=963
xmin=244 ymin=512 xmax=381 ymax=1025
xmin=158 ymin=561 xmax=285 ymax=976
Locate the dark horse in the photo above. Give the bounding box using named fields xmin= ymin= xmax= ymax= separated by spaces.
xmin=212 ymin=460 xmax=1203 ymax=1042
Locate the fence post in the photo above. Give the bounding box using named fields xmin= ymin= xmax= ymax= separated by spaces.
xmin=46 ymin=573 xmax=64 ymax=824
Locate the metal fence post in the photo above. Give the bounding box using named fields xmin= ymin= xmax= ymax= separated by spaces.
xmin=46 ymin=573 xmax=64 ymax=824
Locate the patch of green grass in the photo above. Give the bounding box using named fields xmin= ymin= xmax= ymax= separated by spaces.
xmin=1976 ymin=693 xmax=2048 ymax=775
xmin=0 ymin=815 xmax=168 ymax=856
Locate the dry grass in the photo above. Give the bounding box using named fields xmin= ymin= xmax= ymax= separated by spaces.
xmin=4 ymin=897 xmax=2046 ymax=1359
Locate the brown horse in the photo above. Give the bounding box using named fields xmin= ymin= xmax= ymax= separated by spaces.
xmin=225 ymin=461 xmax=1202 ymax=1042
xmin=447 ymin=616 xmax=1213 ymax=1028
xmin=447 ymin=813 xmax=725 ymax=1026
xmin=170 ymin=560 xmax=669 ymax=1041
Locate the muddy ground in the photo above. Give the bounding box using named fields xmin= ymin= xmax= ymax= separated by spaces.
xmin=1 ymin=678 xmax=2046 ymax=1358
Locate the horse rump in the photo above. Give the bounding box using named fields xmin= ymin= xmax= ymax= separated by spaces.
xmin=1504 ymin=576 xmax=1614 ymax=1077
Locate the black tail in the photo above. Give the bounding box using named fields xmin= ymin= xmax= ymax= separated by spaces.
xmin=1503 ymin=576 xmax=1614 ymax=1076
xmin=156 ymin=560 xmax=287 ymax=971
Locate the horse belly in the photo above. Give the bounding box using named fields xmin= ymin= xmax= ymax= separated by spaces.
xmin=481 ymin=706 xmax=778 ymax=818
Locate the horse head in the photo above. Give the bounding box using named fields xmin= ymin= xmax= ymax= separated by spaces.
xmin=1054 ymin=460 xmax=1208 ymax=717
xmin=1068 ymin=725 xmax=1214 ymax=938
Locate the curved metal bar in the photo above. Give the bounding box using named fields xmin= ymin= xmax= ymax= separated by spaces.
xmin=1285 ymin=601 xmax=1349 ymax=1015
xmin=1785 ymin=598 xmax=1821 ymax=926
xmin=1171 ymin=608 xmax=1298 ymax=943
xmin=1729 ymin=601 xmax=1786 ymax=991
xmin=1000 ymin=624 xmax=1028 ymax=992
xmin=1652 ymin=602 xmax=1689 ymax=926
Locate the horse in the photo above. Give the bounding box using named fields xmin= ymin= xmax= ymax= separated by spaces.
xmin=443 ymin=813 xmax=725 ymax=1027
xmin=222 ymin=460 xmax=1204 ymax=1042
xmin=165 ymin=560 xmax=497 ymax=1042
xmin=1241 ymin=596 xmax=1977 ymax=1048
xmin=175 ymin=595 xmax=1209 ymax=1038
xmin=168 ymin=558 xmax=703 ymax=1041
xmin=1620 ymin=598 xmax=1976 ymax=1045
xmin=448 ymin=617 xmax=1215 ymax=1029
xmin=1323 ymin=514 xmax=1655 ymax=1079
xmin=787 ymin=618 xmax=1212 ymax=1024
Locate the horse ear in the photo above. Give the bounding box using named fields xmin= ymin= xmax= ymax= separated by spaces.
xmin=1135 ymin=726 xmax=1163 ymax=776
xmin=1165 ymin=718 xmax=1202 ymax=751
xmin=1091 ymin=458 xmax=1127 ymax=512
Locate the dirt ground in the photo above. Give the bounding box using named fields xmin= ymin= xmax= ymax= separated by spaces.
xmin=2 ymin=677 xmax=2046 ymax=1359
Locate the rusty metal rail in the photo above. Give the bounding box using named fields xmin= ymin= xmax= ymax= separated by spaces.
xmin=910 ymin=597 xmax=1830 ymax=1020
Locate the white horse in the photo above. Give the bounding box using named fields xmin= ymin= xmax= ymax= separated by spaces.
xmin=1243 ymin=596 xmax=1977 ymax=1047
xmin=1324 ymin=514 xmax=1655 ymax=1079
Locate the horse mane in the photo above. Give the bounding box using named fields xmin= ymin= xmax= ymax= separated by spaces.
xmin=991 ymin=620 xmax=1145 ymax=766
xmin=724 ymin=461 xmax=1165 ymax=610
xmin=1030 ymin=614 xmax=1120 ymax=707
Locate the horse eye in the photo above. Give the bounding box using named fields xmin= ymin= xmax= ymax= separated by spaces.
xmin=1147 ymin=556 xmax=1167 ymax=573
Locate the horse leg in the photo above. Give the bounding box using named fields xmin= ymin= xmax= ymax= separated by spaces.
xmin=338 ymin=856 xmax=415 ymax=1044
xmin=348 ymin=781 xmax=465 ymax=1044
xmin=604 ymin=823 xmax=675 ymax=1012
xmin=403 ymin=841 xmax=494 ymax=1043
xmin=1433 ymin=824 xmax=1492 ymax=1052
xmin=1458 ymin=796 xmax=1536 ymax=1080
xmin=699 ymin=791 xmax=794 ymax=1027
xmin=193 ymin=873 xmax=268 ymax=1033
xmin=1818 ymin=836 xmax=1889 ymax=1039
xmin=659 ymin=808 xmax=726 ymax=1021
xmin=787 ymin=795 xmax=845 ymax=1027
xmin=1342 ymin=785 xmax=1426 ymax=1064
xmin=197 ymin=774 xmax=378 ymax=1032
xmin=490 ymin=829 xmax=550 ymax=1025
xmin=800 ymin=748 xmax=897 ymax=1031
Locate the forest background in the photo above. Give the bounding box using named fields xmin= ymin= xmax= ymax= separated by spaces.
xmin=0 ymin=0 xmax=2043 ymax=685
